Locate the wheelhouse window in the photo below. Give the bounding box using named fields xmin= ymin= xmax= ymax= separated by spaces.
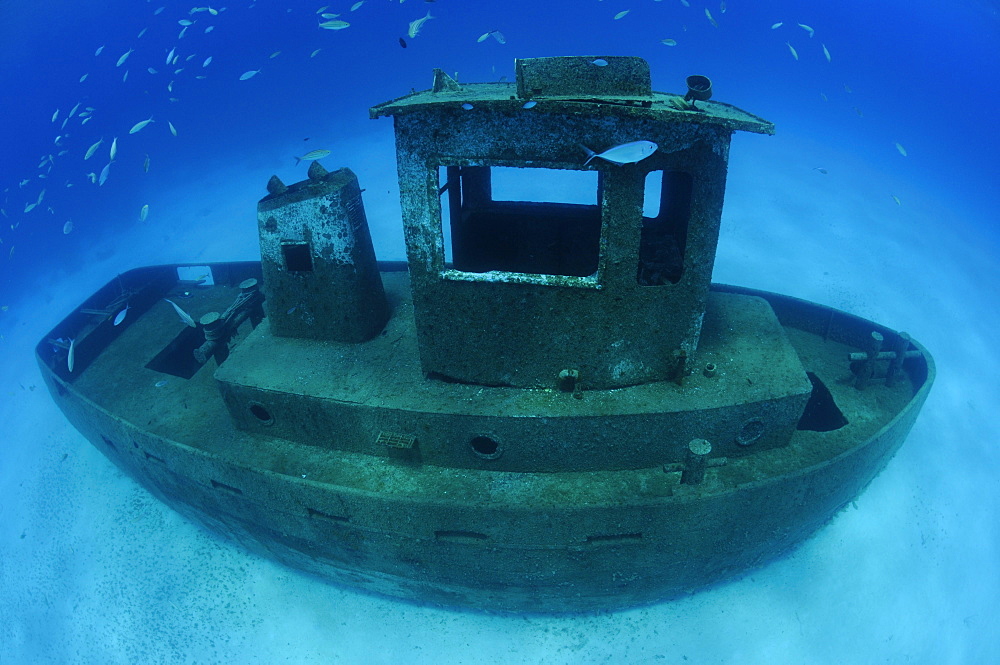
xmin=436 ymin=165 xmax=601 ymax=280
xmin=637 ymin=170 xmax=693 ymax=286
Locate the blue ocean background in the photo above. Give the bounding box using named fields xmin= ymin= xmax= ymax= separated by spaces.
xmin=1 ymin=1 xmax=997 ymax=663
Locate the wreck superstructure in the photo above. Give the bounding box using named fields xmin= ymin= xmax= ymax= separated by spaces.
xmin=37 ymin=56 xmax=933 ymax=612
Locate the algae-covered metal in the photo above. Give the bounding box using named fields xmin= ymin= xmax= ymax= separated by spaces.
xmin=37 ymin=56 xmax=932 ymax=613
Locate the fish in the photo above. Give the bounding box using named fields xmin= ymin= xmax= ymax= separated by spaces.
xmin=407 ymin=11 xmax=433 ymax=38
xmin=79 ymin=73 xmax=88 ymax=82
xmin=168 ymin=121 xmax=178 ymax=136
xmin=166 ymin=47 xmax=176 ymax=65
xmin=680 ymin=0 xmax=689 ymax=6
xmin=661 ymin=38 xmax=677 ymax=46
xmin=179 ymin=26 xmax=189 ymax=39
xmin=144 ymin=154 xmax=150 ymax=172
xmin=319 ymin=20 xmax=350 ymax=30
xmin=86 ymin=173 xmax=97 ymax=184
xmin=122 ymin=69 xmax=129 ymax=82
xmin=822 ymin=43 xmax=831 ymax=62
xmin=591 ymin=58 xmax=608 ymax=67
xmin=295 ymin=149 xmax=331 ymax=165
xmin=67 ymin=338 xmax=76 ymax=372
xmin=891 ymin=195 xmax=902 ymax=206
xmin=129 ymin=117 xmax=154 ymax=134
xmin=204 ymin=26 xmax=214 ymax=33
xmin=178 ymin=19 xmax=194 ymax=26
xmin=351 ymin=1 xmax=364 ymax=10
xmin=522 ymin=101 xmax=537 ymax=109
xmin=614 ymin=10 xmax=630 ymax=20
xmin=113 ymin=304 xmax=130 ymax=326
xmin=705 ymin=8 xmax=718 ymax=28
xmin=720 ymin=0 xmax=726 ymax=13
xmin=895 ymin=142 xmax=907 ymax=157
xmin=155 ymin=380 xmax=169 ymax=388
xmin=63 ymin=220 xmax=74 ymax=234
xmin=116 ymin=48 xmax=133 ymax=67
xmin=24 ymin=202 xmax=37 ymax=213
xmin=202 ymin=56 xmax=212 ymax=67
xmin=110 ymin=137 xmax=118 ymax=161
xmin=461 ymin=103 xmax=474 ymax=110
xmin=51 ymin=109 xmax=59 ymax=123
xmin=269 ymin=51 xmax=281 ymax=59
xmin=771 ymin=22 xmax=783 ymax=29
xmin=786 ymin=42 xmax=798 ymax=60
xmin=69 ymin=102 xmax=81 ymax=117
xmin=185 ymin=54 xmax=197 ymax=62
xmin=167 ymin=81 xmax=174 ymax=92
xmin=99 ymin=162 xmax=111 ymax=186
xmin=154 ymin=6 xmax=165 ymax=15
xmin=490 ymin=31 xmax=506 ymax=44
xmin=812 ymin=167 xmax=828 ymax=174
xmin=148 ymin=67 xmax=158 ymax=74
xmin=95 ymin=45 xmax=104 ymax=56
xmin=311 ymin=48 xmax=322 ymax=57
xmin=582 ymin=140 xmax=658 ymax=166
xmin=797 ymin=22 xmax=814 ymax=37
xmin=137 ymin=27 xmax=148 ymax=39
xmin=81 ymin=116 xmax=92 ymax=125
xmin=239 ymin=69 xmax=261 ymax=80
xmin=321 ymin=13 xmax=339 ymax=19
xmin=140 ymin=204 xmax=149 ymax=222
xmin=165 ymin=299 xmax=197 ymax=328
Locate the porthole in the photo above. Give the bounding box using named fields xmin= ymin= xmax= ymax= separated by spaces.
xmin=248 ymin=401 xmax=274 ymax=426
xmin=469 ymin=435 xmax=503 ymax=460
xmin=736 ymin=418 xmax=765 ymax=446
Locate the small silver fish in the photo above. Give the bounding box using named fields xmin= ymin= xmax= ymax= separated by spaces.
xmin=582 ymin=140 xmax=658 ymax=166
xmin=239 ymin=69 xmax=261 ymax=80
xmin=129 ymin=116 xmax=154 ymax=134
xmin=407 ymin=11 xmax=433 ymax=38
xmin=165 ymin=299 xmax=197 ymax=327
xmin=294 ymin=149 xmax=332 ymax=165
xmin=140 ymin=204 xmax=149 ymax=222
xmin=110 ymin=137 xmax=118 ymax=161
xmin=797 ymin=22 xmax=814 ymax=37
xmin=67 ymin=338 xmax=76 ymax=372
xmin=116 ymin=48 xmax=133 ymax=67
xmin=822 ymin=43 xmax=831 ymax=62
xmin=113 ymin=304 xmax=130 ymax=326
xmin=786 ymin=42 xmax=799 ymax=60
xmin=99 ymin=162 xmax=111 ymax=186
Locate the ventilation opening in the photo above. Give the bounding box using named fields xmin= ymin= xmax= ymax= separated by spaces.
xmin=281 ymin=241 xmax=313 ymax=272
xmin=798 ymin=372 xmax=849 ymax=431
xmin=248 ymin=401 xmax=273 ymax=425
xmin=586 ymin=533 xmax=643 ymax=546
xmin=736 ymin=418 xmax=766 ymax=446
xmin=469 ymin=435 xmax=502 ymax=460
xmin=435 ymin=530 xmax=489 ymax=544
xmin=637 ymin=171 xmax=692 ymax=286
xmin=437 ymin=165 xmax=601 ymax=278
xmin=307 ymin=507 xmax=349 ymax=523
xmin=210 ymin=479 xmax=243 ymax=495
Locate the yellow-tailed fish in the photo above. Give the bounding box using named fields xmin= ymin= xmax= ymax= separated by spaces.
xmin=67 ymin=338 xmax=76 ymax=372
xmin=168 ymin=121 xmax=178 ymax=136
xmin=786 ymin=42 xmax=798 ymax=60
xmin=164 ymin=299 xmax=197 ymax=328
xmin=95 ymin=45 xmax=104 ymax=56
xmin=110 ymin=137 xmax=118 ymax=161
xmin=51 ymin=109 xmax=59 ymax=123
xmin=319 ymin=20 xmax=350 ymax=30
xmin=797 ymin=23 xmax=814 ymax=37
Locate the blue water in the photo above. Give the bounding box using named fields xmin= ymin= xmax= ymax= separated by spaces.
xmin=1 ymin=1 xmax=998 ymax=663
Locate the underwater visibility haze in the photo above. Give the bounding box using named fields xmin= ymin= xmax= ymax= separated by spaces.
xmin=1 ymin=0 xmax=998 ymax=663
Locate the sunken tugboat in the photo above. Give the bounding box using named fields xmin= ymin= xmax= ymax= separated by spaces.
xmin=37 ymin=57 xmax=933 ymax=612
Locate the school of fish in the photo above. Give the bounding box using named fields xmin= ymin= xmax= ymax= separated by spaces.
xmin=0 ymin=1 xmax=910 ymax=273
